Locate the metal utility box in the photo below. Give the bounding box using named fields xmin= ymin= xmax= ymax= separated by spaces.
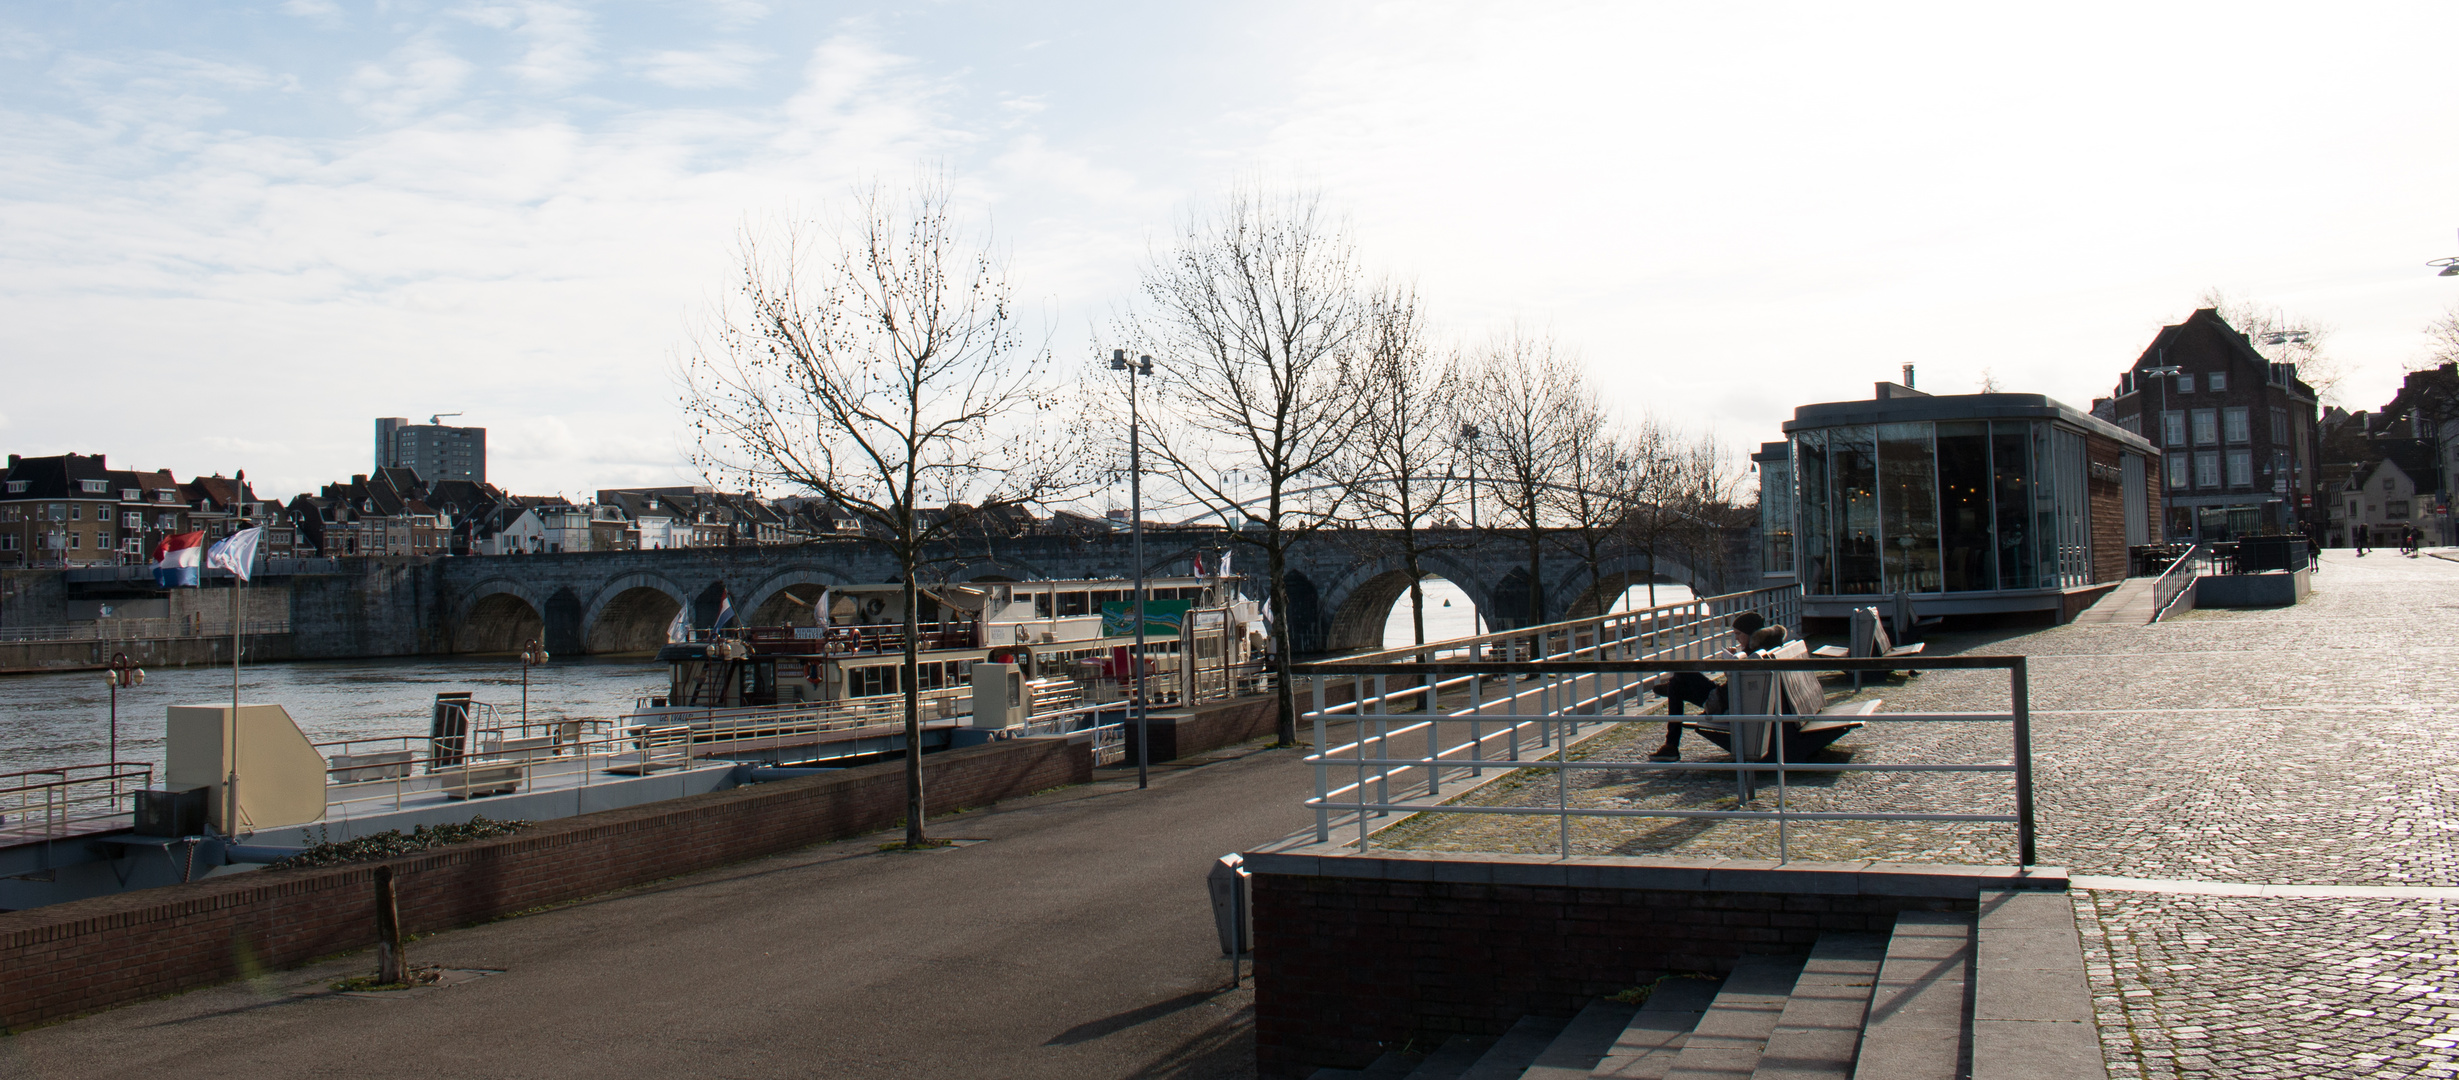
xmin=131 ymin=786 xmax=210 ymax=837
xmin=165 ymin=703 xmax=330 ymax=836
xmin=970 ymin=662 xmax=1026 ymax=729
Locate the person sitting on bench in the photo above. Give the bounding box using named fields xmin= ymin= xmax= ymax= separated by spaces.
xmin=1644 ymin=611 xmax=1765 ymax=763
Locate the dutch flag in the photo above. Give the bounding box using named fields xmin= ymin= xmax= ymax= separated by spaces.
xmin=713 ymin=589 xmax=737 ymax=630
xmin=152 ymin=531 xmax=205 ymax=588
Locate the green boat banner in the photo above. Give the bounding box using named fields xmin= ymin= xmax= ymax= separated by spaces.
xmin=1101 ymin=599 xmax=1190 ymax=637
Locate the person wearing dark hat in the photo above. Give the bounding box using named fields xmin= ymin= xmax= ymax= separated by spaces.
xmin=1645 ymin=611 xmax=1765 ymax=763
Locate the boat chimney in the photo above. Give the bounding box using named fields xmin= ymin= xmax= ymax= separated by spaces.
xmin=1901 ymin=363 xmax=1916 ymax=389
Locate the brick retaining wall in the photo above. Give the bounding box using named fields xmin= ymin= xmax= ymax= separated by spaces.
xmin=1243 ymin=849 xmax=2057 ymax=1077
xmin=0 ymin=734 xmax=1089 ymax=1032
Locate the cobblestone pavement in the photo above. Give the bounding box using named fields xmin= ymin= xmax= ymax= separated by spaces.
xmin=1374 ymin=548 xmax=2459 ymax=1078
xmin=2079 ymin=889 xmax=2459 ymax=1079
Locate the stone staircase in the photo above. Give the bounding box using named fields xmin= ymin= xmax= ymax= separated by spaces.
xmin=1306 ymin=890 xmax=2100 ymax=1080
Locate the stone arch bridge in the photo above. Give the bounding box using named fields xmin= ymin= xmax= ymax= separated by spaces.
xmin=277 ymin=527 xmax=1754 ymax=660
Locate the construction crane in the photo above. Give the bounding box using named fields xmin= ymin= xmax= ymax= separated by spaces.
xmin=429 ymin=412 xmax=463 ymax=426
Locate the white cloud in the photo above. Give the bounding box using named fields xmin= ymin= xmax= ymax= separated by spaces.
xmin=635 ymin=42 xmax=769 ymax=89
xmin=344 ymin=38 xmax=474 ymax=123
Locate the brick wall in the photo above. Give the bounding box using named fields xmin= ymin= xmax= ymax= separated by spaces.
xmin=1244 ymin=851 xmax=2042 ymax=1078
xmin=0 ymin=735 xmax=1088 ymax=1032
xmin=2085 ymin=434 xmax=2128 ymax=584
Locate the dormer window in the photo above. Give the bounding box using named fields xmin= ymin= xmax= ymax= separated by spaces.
xmin=121 ymin=489 xmax=139 ymax=501
xmin=80 ymin=479 xmax=107 ymax=494
xmin=4 ymin=481 xmax=25 ymax=494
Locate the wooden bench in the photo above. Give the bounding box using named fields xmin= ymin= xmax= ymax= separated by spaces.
xmin=1811 ymin=606 xmax=1925 ymax=688
xmin=1689 ymin=641 xmax=1880 ymax=761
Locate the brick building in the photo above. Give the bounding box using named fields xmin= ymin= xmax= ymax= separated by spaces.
xmin=0 ymin=454 xmax=193 ymax=567
xmin=2103 ymin=308 xmax=2321 ymax=540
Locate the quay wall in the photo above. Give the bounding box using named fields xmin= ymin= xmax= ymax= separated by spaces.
xmin=0 ymin=734 xmax=1090 ymax=1032
xmin=1243 ymin=850 xmax=2052 ymax=1078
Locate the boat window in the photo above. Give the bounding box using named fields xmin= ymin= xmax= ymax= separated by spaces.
xmin=1057 ymin=591 xmax=1090 ymax=616
xmin=949 ymin=663 xmax=971 ymax=686
xmin=1092 ymin=590 xmax=1127 ymax=605
xmin=915 ymin=662 xmax=942 ymax=690
xmin=1032 ymin=590 xmax=1052 ymax=618
xmin=850 ymin=665 xmax=898 ymax=697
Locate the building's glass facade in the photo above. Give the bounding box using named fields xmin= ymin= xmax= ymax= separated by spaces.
xmin=1792 ymin=419 xmax=2094 ymax=596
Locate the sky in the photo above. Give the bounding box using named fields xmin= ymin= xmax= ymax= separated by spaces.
xmin=5 ymin=1 xmax=2459 ymax=503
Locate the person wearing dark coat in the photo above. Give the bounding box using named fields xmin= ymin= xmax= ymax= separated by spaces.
xmin=1645 ymin=611 xmax=1764 ymax=762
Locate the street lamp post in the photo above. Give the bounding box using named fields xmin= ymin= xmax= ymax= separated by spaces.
xmin=519 ymin=638 xmax=550 ymax=729
xmin=1112 ymin=349 xmax=1156 ymax=790
xmin=1459 ymin=424 xmax=1482 ymax=528
xmin=102 ymin=651 xmax=143 ymax=793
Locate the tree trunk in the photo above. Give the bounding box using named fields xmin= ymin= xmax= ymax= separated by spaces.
xmin=901 ymin=548 xmax=927 ymax=847
xmin=374 ymin=864 xmax=405 ymax=984
xmin=1525 ymin=523 xmax=1545 ymax=629
xmin=1269 ymin=537 xmax=1298 ymax=746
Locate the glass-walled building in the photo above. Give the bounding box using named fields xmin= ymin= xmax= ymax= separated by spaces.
xmin=1761 ymin=385 xmax=2160 ymax=622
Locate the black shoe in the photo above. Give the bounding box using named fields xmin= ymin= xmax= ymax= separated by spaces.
xmin=1647 ymin=747 xmax=1680 ymax=762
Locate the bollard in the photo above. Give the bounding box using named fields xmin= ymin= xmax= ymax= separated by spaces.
xmin=1207 ymin=853 xmax=1252 ymax=987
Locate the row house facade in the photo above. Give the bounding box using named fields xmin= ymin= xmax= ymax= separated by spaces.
xmin=2103 ymin=308 xmax=2322 ymax=541
xmin=0 ymin=454 xmax=291 ymax=567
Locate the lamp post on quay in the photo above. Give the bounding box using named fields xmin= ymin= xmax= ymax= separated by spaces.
xmin=519 ymin=638 xmax=550 ymax=729
xmin=102 ymin=651 xmax=143 ymax=793
xmin=1112 ymin=349 xmax=1155 ymax=790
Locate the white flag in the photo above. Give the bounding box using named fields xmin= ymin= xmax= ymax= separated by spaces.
xmin=205 ymin=526 xmax=264 ymax=583
xmin=666 ymin=604 xmax=691 ymax=644
xmin=1219 ymin=549 xmax=1232 ymax=577
xmin=1258 ymin=597 xmax=1273 ymax=627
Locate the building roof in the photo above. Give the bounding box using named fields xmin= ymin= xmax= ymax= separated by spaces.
xmin=1782 ymin=389 xmax=2158 ymax=454
xmin=1 ymin=453 xmax=114 ymax=499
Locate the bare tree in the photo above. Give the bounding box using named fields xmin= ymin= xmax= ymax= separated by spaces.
xmin=2199 ymin=288 xmax=2345 ymax=405
xmin=1549 ymin=397 xmax=1634 ymax=615
xmin=684 ymin=180 xmax=1070 ymax=848
xmin=1466 ymin=327 xmax=1585 ymax=629
xmin=1340 ymin=282 xmax=1471 ymax=648
xmin=1134 ymin=186 xmax=1373 ymax=746
xmin=2417 ymin=302 xmax=2459 ymax=372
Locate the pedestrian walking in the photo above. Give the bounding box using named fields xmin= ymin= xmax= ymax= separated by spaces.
xmin=2355 ymin=521 xmax=2370 ymax=556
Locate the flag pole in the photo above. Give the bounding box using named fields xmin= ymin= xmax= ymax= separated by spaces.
xmin=228 ymin=523 xmax=242 ymax=838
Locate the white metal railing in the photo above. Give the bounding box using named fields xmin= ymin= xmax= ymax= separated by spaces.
xmin=0 ymin=762 xmax=154 ymax=848
xmin=1297 ymin=584 xmax=2039 ymax=866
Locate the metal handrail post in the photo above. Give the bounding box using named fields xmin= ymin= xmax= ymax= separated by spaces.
xmin=1774 ymin=703 xmax=1790 ymax=864
xmin=1312 ymin=676 xmax=1328 ymax=842
xmin=1374 ymin=673 xmax=1390 ymax=818
xmin=1468 ymin=668 xmax=1484 ymax=777
xmin=2011 ymin=657 xmax=2035 ymax=866
xmin=1426 ymin=670 xmax=1441 ymax=797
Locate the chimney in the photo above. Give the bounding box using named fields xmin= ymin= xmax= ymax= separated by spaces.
xmin=1901 ymin=363 xmax=1916 ymax=389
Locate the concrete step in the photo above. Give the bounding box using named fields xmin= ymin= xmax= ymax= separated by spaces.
xmin=1972 ymin=890 xmax=2105 ymax=1080
xmin=1851 ymin=911 xmax=1974 ymax=1080
xmin=1401 ymin=1034 xmax=1499 ymax=1080
xmin=1592 ymin=975 xmax=1724 ymax=1079
xmin=1751 ymin=932 xmax=1887 ymax=1079
xmin=1456 ymin=1014 xmax=1569 ymax=1080
xmin=1661 ymin=954 xmax=1809 ymax=1079
xmin=1519 ymin=999 xmax=1639 ymax=1080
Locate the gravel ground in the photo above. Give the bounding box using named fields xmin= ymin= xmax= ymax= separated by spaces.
xmin=1375 ymin=548 xmax=2459 ymax=1078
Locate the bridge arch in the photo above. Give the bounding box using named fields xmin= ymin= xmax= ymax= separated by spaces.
xmin=1558 ymin=551 xmax=1710 ymax=619
xmin=1313 ymin=551 xmax=1495 ymax=654
xmin=459 ymin=578 xmax=549 ymax=654
xmin=580 ymin=572 xmax=694 ymax=654
xmin=742 ymin=567 xmax=851 ymax=628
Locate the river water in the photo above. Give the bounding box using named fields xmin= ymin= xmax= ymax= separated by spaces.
xmin=0 ymin=655 xmax=669 ymax=780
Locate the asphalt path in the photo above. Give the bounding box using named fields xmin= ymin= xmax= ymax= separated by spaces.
xmin=2 ymin=738 xmax=1343 ymax=1080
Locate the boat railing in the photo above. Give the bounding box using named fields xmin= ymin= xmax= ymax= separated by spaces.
xmin=0 ymin=762 xmax=154 ymax=849
xmin=321 ymin=718 xmax=703 ymax=821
